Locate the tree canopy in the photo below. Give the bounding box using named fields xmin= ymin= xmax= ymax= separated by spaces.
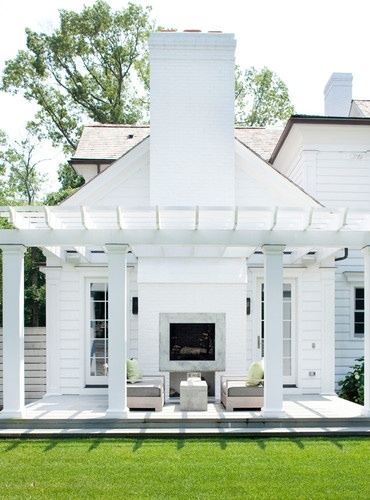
xmin=235 ymin=66 xmax=295 ymax=127
xmin=1 ymin=1 xmax=294 ymax=158
xmin=1 ymin=1 xmax=154 ymax=154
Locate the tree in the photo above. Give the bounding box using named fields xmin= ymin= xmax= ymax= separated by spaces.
xmin=235 ymin=66 xmax=295 ymax=127
xmin=0 ymin=129 xmax=46 ymax=205
xmin=1 ymin=1 xmax=294 ymax=159
xmin=0 ymin=129 xmax=47 ymax=327
xmin=1 ymin=1 xmax=155 ymax=154
xmin=43 ymin=162 xmax=84 ymax=205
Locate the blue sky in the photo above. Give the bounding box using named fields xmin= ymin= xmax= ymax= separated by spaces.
xmin=0 ymin=0 xmax=369 ymax=190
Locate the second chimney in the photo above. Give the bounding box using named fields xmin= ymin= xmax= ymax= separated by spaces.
xmin=324 ymin=72 xmax=353 ymax=117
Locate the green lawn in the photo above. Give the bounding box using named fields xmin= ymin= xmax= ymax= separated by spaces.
xmin=0 ymin=437 xmax=369 ymax=499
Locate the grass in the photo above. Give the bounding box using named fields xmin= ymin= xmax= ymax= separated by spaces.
xmin=0 ymin=437 xmax=369 ymax=499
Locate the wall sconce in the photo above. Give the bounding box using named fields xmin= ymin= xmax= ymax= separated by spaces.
xmin=132 ymin=297 xmax=138 ymax=315
xmin=246 ymin=297 xmax=251 ymax=315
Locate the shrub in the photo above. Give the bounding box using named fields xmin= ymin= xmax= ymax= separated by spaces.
xmin=337 ymin=356 xmax=364 ymax=405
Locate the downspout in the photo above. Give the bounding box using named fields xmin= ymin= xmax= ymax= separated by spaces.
xmin=335 ymin=248 xmax=349 ymax=262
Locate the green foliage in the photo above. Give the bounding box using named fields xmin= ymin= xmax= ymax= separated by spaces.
xmin=24 ymin=247 xmax=46 ymax=327
xmin=235 ymin=66 xmax=295 ymax=127
xmin=0 ymin=247 xmax=45 ymax=327
xmin=43 ymin=162 xmax=84 ymax=205
xmin=1 ymin=0 xmax=295 ymax=158
xmin=0 ymin=130 xmax=46 ymax=204
xmin=1 ymin=1 xmax=155 ymax=154
xmin=0 ymin=438 xmax=369 ymax=498
xmin=338 ymin=356 xmax=364 ymax=405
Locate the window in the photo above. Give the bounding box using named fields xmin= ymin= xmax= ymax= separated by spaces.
xmin=354 ymin=287 xmax=364 ymax=338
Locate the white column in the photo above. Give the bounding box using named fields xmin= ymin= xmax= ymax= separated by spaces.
xmin=105 ymin=244 xmax=129 ymax=418
xmin=0 ymin=245 xmax=26 ymax=418
xmin=320 ymin=267 xmax=336 ymax=395
xmin=361 ymin=246 xmax=370 ymax=416
xmin=261 ymin=244 xmax=286 ymax=417
xmin=42 ymin=266 xmax=62 ymax=395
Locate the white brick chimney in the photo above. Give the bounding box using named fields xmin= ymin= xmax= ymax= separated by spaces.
xmin=149 ymin=31 xmax=236 ymax=206
xmin=324 ymin=72 xmax=353 ymax=116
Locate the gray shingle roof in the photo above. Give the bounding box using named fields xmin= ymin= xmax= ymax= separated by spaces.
xmin=72 ymin=124 xmax=150 ymax=160
xmin=70 ymin=124 xmax=283 ymax=163
xmin=234 ymin=127 xmax=282 ymax=160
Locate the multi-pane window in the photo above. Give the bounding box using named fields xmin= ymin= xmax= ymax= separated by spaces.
xmin=89 ymin=282 xmax=109 ymax=378
xmin=354 ymin=287 xmax=364 ymax=338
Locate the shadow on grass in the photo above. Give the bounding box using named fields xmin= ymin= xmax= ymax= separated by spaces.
xmin=43 ymin=440 xmax=59 ymax=452
xmin=5 ymin=440 xmax=22 ymax=452
xmin=88 ymin=438 xmax=104 ymax=451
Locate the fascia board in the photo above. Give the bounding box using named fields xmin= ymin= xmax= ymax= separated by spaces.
xmin=235 ymin=139 xmax=320 ymax=208
xmin=63 ymin=137 xmax=150 ymax=206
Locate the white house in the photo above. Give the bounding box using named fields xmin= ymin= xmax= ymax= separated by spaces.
xmin=1 ymin=31 xmax=370 ymax=418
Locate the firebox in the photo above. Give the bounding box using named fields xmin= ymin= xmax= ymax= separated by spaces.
xmin=169 ymin=323 xmax=215 ymax=361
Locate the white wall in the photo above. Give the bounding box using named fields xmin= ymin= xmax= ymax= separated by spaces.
xmin=335 ymin=250 xmax=365 ymax=386
xmin=137 ymin=257 xmax=247 ymax=400
xmin=247 ymin=266 xmax=336 ymax=394
xmin=45 ymin=264 xmax=138 ymax=395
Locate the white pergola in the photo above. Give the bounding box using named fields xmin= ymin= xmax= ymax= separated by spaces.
xmin=1 ymin=205 xmax=370 ymax=418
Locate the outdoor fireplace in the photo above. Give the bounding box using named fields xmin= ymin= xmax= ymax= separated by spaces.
xmin=159 ymin=313 xmax=225 ymax=372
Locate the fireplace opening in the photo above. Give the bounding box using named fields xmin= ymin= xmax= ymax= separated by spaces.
xmin=170 ymin=323 xmax=215 ymax=361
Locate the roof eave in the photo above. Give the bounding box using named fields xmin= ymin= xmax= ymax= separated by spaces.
xmin=270 ymin=114 xmax=370 ymax=164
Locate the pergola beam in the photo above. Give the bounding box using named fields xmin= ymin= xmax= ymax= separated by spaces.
xmin=0 ymin=228 xmax=370 ymax=249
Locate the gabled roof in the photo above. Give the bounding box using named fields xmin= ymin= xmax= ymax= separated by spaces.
xmin=71 ymin=124 xmax=150 ymax=162
xmin=270 ymin=114 xmax=370 ymax=164
xmin=70 ymin=124 xmax=283 ymax=165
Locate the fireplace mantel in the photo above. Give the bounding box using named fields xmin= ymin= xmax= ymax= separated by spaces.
xmin=159 ymin=313 xmax=226 ymax=372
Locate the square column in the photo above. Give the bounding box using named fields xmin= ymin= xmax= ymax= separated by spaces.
xmin=261 ymin=244 xmax=286 ymax=417
xmin=361 ymin=246 xmax=370 ymax=416
xmin=105 ymin=244 xmax=130 ymax=418
xmin=0 ymin=245 xmax=26 ymax=418
xmin=42 ymin=266 xmax=62 ymax=396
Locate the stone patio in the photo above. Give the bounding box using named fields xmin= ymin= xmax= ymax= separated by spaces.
xmin=1 ymin=394 xmax=369 ymax=437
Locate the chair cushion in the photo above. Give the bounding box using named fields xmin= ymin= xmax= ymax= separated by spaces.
xmin=222 ymin=381 xmax=264 ymax=397
xmin=127 ymin=379 xmax=162 ymax=397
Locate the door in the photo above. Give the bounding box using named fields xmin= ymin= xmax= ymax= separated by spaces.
xmin=86 ymin=281 xmax=109 ymax=385
xmin=258 ymin=280 xmax=296 ymax=385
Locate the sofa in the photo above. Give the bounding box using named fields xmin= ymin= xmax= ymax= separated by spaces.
xmin=221 ymin=376 xmax=264 ymax=411
xmin=127 ymin=376 xmax=165 ymax=412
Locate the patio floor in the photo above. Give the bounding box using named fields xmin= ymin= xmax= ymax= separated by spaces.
xmin=1 ymin=394 xmax=369 ymax=437
xmin=21 ymin=393 xmax=363 ymax=419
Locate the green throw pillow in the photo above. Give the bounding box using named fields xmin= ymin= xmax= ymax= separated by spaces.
xmin=246 ymin=361 xmax=264 ymax=386
xmin=126 ymin=358 xmax=143 ymax=384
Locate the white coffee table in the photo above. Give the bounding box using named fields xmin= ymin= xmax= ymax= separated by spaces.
xmin=180 ymin=380 xmax=208 ymax=411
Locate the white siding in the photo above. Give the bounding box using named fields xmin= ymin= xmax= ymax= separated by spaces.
xmin=335 ymin=250 xmax=364 ymax=386
xmin=315 ymin=152 xmax=370 ymax=208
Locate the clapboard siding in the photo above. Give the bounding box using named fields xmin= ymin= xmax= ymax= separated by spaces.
xmin=334 ymin=250 xmax=364 ymax=386
xmin=58 ymin=270 xmax=82 ymax=393
xmin=316 ymin=156 xmax=370 ymax=208
xmin=0 ymin=327 xmax=46 ymax=406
